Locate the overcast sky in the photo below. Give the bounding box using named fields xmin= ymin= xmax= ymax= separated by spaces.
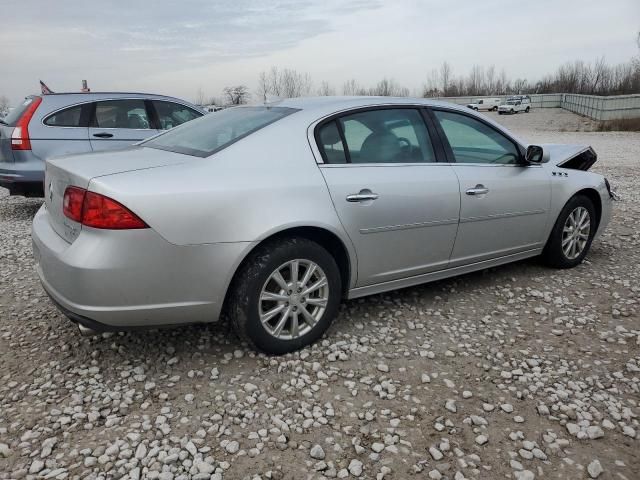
xmin=1 ymin=0 xmax=638 ymax=105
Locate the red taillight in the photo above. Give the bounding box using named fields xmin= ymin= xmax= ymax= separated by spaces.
xmin=62 ymin=187 xmax=148 ymax=230
xmin=11 ymin=97 xmax=42 ymax=151
xmin=62 ymin=186 xmax=86 ymax=222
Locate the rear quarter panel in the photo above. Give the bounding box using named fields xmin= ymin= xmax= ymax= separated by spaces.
xmin=87 ymin=116 xmax=357 ymax=277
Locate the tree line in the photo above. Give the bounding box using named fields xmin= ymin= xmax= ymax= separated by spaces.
xmin=195 ymin=33 xmax=640 ymax=105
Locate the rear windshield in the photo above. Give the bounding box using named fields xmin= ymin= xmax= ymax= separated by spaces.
xmin=3 ymin=96 xmax=40 ymax=127
xmin=143 ymin=106 xmax=299 ymax=157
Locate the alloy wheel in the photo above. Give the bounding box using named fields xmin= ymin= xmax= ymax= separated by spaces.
xmin=259 ymin=259 xmax=329 ymax=340
xmin=562 ymin=206 xmax=591 ymax=260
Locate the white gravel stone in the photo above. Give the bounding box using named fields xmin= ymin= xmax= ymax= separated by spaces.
xmin=588 ymin=459 xmax=603 ymax=478
xmin=310 ymin=444 xmax=325 ymax=459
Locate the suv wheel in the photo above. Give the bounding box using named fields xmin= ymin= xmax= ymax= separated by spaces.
xmin=228 ymin=237 xmax=341 ymax=354
xmin=542 ymin=195 xmax=596 ymax=268
xmin=525 ymin=106 xmax=530 ymax=113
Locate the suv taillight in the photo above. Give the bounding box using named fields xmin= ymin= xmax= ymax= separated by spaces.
xmin=63 ymin=187 xmax=148 ymax=229
xmin=11 ymin=97 xmax=42 ymax=151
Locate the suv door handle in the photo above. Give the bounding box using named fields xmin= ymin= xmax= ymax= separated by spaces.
xmin=93 ymin=132 xmax=113 ymax=138
xmin=465 ymin=184 xmax=489 ymax=196
xmin=346 ymin=189 xmax=379 ymax=202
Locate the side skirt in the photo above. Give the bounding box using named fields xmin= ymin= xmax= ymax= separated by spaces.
xmin=347 ymin=248 xmax=542 ymax=299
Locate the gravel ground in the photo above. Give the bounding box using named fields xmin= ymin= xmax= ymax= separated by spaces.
xmin=0 ymin=109 xmax=638 ymax=480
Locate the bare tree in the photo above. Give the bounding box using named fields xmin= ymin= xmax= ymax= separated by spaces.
xmin=317 ymin=80 xmax=336 ymax=96
xmin=440 ymin=61 xmax=452 ymax=96
xmin=0 ymin=95 xmax=9 ymax=115
xmin=342 ymin=79 xmax=363 ymax=95
xmin=369 ymin=78 xmax=409 ymax=96
xmin=223 ymin=86 xmax=250 ymax=105
xmin=194 ymin=88 xmax=206 ymax=106
xmin=257 ymin=67 xmax=312 ymax=98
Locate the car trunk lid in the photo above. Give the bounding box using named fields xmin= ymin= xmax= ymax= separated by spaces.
xmin=44 ymin=146 xmax=191 ymax=243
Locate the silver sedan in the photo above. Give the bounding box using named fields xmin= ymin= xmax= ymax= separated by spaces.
xmin=32 ymin=97 xmax=615 ymax=353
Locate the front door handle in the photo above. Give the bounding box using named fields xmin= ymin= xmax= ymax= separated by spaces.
xmin=346 ymin=189 xmax=379 ymax=202
xmin=93 ymin=132 xmax=114 ymax=138
xmin=465 ymin=184 xmax=489 ymax=196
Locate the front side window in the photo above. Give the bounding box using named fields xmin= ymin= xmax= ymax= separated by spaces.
xmin=143 ymin=106 xmax=298 ymax=157
xmin=93 ymin=100 xmax=150 ymax=129
xmin=336 ymin=109 xmax=435 ymax=164
xmin=433 ymin=110 xmax=521 ymax=165
xmin=44 ymin=105 xmax=83 ymax=127
xmin=153 ymin=101 xmax=202 ymax=130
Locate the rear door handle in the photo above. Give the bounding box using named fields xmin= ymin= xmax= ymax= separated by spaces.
xmin=465 ymin=184 xmax=489 ymax=196
xmin=93 ymin=132 xmax=113 ymax=138
xmin=346 ymin=189 xmax=379 ymax=202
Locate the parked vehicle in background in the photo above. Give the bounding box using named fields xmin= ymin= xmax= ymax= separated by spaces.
xmin=32 ymin=97 xmax=614 ymax=354
xmin=467 ymin=98 xmax=501 ymax=111
xmin=0 ymin=92 xmax=205 ymax=196
xmin=498 ymin=95 xmax=532 ymax=114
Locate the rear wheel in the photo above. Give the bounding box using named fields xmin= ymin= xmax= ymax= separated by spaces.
xmin=525 ymin=106 xmax=530 ymax=113
xmin=228 ymin=237 xmax=341 ymax=354
xmin=542 ymin=195 xmax=596 ymax=268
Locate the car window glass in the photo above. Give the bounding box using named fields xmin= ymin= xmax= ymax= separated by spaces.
xmin=339 ymin=109 xmax=435 ymax=164
xmin=94 ymin=100 xmax=150 ymax=129
xmin=317 ymin=121 xmax=347 ymax=164
xmin=153 ymin=101 xmax=201 ymax=130
xmin=143 ymin=106 xmax=298 ymax=157
xmin=433 ymin=110 xmax=520 ymax=165
xmin=44 ymin=105 xmax=83 ymax=127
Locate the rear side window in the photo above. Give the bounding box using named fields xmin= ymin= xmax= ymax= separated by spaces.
xmin=93 ymin=100 xmax=151 ymax=129
xmin=44 ymin=105 xmax=83 ymax=127
xmin=153 ymin=101 xmax=202 ymax=130
xmin=338 ymin=109 xmax=436 ymax=164
xmin=143 ymin=106 xmax=298 ymax=157
xmin=317 ymin=121 xmax=347 ymax=164
xmin=3 ymin=97 xmax=41 ymax=127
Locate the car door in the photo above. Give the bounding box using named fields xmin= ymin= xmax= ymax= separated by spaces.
xmin=430 ymin=108 xmax=551 ymax=267
xmin=89 ymin=99 xmax=159 ymax=151
xmin=316 ymin=107 xmax=460 ymax=287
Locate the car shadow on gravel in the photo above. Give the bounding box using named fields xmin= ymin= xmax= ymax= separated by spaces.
xmin=0 ymin=196 xmax=42 ymax=221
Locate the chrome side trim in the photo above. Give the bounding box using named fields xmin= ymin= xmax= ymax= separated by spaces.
xmin=359 ymin=218 xmax=459 ymax=234
xmin=460 ymin=209 xmax=546 ymax=224
xmin=347 ymin=248 xmax=542 ymax=299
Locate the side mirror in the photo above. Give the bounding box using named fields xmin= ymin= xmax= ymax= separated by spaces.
xmin=525 ymin=145 xmax=544 ymax=164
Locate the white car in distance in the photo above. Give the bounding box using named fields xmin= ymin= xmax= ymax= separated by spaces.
xmin=498 ymin=95 xmax=532 ymax=114
xmin=466 ymin=98 xmax=501 ymax=111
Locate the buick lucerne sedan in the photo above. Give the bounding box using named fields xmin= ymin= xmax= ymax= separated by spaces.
xmin=32 ymin=97 xmax=615 ymax=353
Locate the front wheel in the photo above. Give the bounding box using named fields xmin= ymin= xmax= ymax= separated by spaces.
xmin=228 ymin=237 xmax=342 ymax=354
xmin=542 ymin=195 xmax=596 ymax=268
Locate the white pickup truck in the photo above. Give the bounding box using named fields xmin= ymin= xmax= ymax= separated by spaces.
xmin=498 ymin=95 xmax=532 ymax=114
xmin=466 ymin=98 xmax=501 ymax=111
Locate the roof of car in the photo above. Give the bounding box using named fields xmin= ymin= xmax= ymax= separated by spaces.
xmin=271 ymin=96 xmax=468 ymax=118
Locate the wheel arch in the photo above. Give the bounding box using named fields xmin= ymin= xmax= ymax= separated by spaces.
xmin=573 ymin=187 xmax=602 ymax=229
xmin=221 ymin=225 xmax=356 ymax=317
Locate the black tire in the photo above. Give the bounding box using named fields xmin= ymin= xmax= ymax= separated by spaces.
xmin=498 ymin=111 xmax=504 ymax=115
xmin=542 ymin=195 xmax=596 ymax=268
xmin=227 ymin=237 xmax=342 ymax=354
xmin=525 ymin=106 xmax=530 ymax=113
xmin=510 ymin=109 xmax=515 ymax=114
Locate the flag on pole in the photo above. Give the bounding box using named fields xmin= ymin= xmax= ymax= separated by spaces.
xmin=40 ymin=80 xmax=54 ymax=95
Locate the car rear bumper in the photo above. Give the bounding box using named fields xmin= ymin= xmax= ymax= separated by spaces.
xmin=32 ymin=204 xmax=251 ymax=330
xmin=0 ymin=157 xmax=45 ymax=196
